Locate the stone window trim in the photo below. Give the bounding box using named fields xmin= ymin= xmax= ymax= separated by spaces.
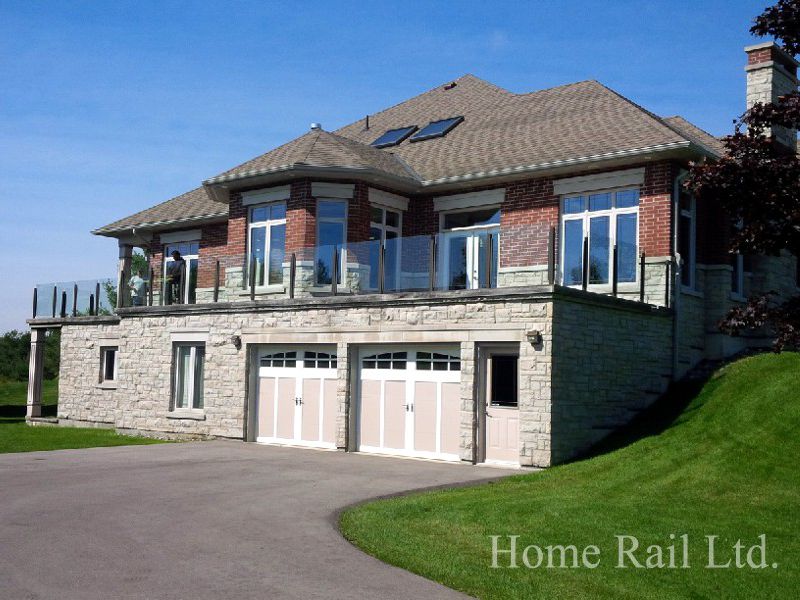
xmin=368 ymin=188 xmax=409 ymax=212
xmin=553 ymin=167 xmax=645 ymax=196
xmin=98 ymin=345 xmax=118 ymax=389
xmin=433 ymin=188 xmax=505 ymax=212
xmin=169 ymin=330 xmax=209 ymax=343
xmin=241 ymin=185 xmax=290 ymax=206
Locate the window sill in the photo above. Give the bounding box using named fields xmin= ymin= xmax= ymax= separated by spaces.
xmin=166 ymin=410 xmax=206 ymax=421
xmin=681 ymin=286 xmax=704 ymax=299
xmin=97 ymin=381 xmax=117 ymax=390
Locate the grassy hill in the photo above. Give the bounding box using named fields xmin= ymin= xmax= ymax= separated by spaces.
xmin=340 ymin=353 xmax=800 ymax=599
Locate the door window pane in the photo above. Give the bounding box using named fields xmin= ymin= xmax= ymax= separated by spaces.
xmin=447 ymin=235 xmax=468 ymax=290
xmin=251 ymin=207 xmax=269 ymax=222
xmin=490 ymin=355 xmax=518 ymax=407
xmin=249 ymin=227 xmax=266 ymax=286
xmin=616 ymin=189 xmax=639 ymax=208
xmin=268 ymin=224 xmax=285 ymax=285
xmin=270 ymin=203 xmax=286 ymax=220
xmin=563 ymin=196 xmax=584 ymax=214
xmin=589 ymin=216 xmax=610 ymax=284
xmin=370 ymin=206 xmax=383 ymax=223
xmin=316 ymin=222 xmax=345 ymax=285
xmin=616 ymin=214 xmax=637 ymax=283
xmin=386 ymin=210 xmax=400 ymax=228
xmin=563 ymin=220 xmax=584 ymax=285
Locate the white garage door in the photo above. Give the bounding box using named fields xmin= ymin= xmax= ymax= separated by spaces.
xmin=256 ymin=346 xmax=338 ymax=449
xmin=358 ymin=346 xmax=462 ymax=462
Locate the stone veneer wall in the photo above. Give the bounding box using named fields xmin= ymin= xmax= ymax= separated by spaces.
xmin=549 ymin=296 xmax=673 ymax=464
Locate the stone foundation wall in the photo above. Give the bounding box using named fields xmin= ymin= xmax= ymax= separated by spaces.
xmin=550 ymin=296 xmax=673 ymax=464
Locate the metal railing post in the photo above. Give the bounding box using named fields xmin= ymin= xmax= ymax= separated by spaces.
xmin=213 ymin=260 xmax=220 ymax=303
xmin=89 ymin=294 xmax=95 ymax=315
xmin=60 ymin=291 xmax=67 ymax=318
xmin=612 ymin=244 xmax=618 ymax=297
xmin=148 ymin=267 xmax=154 ymax=306
xmin=179 ymin=263 xmax=187 ymax=305
xmin=639 ymin=252 xmax=646 ymax=302
xmin=378 ymin=244 xmax=385 ymax=294
xmin=72 ymin=283 xmax=78 ymax=317
xmin=32 ymin=287 xmax=38 ymax=319
xmin=95 ymin=282 xmax=101 ymax=314
xmin=664 ymin=261 xmax=671 ymax=308
xmin=581 ymin=237 xmax=589 ymax=291
xmin=547 ymin=226 xmax=555 ymax=285
xmin=289 ymin=253 xmax=296 ymax=299
xmin=429 ymin=235 xmax=436 ymax=292
xmin=249 ymin=260 xmax=256 ymax=301
xmin=331 ymin=246 xmax=338 ymax=295
xmin=52 ymin=286 xmax=57 ymax=318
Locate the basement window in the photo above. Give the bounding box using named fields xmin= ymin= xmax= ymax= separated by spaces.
xmin=100 ymin=346 xmax=117 ymax=383
xmin=371 ymin=126 xmax=418 ymax=148
xmin=409 ymin=116 xmax=464 ymax=142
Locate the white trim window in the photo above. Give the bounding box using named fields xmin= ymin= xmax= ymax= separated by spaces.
xmin=100 ymin=346 xmax=117 ymax=383
xmin=560 ymin=188 xmax=639 ymax=287
xmin=248 ymin=202 xmax=286 ymax=286
xmin=369 ymin=205 xmax=402 ymax=290
xmin=439 ymin=206 xmax=500 ymax=290
xmin=164 ymin=241 xmax=199 ymax=304
xmin=173 ymin=343 xmax=205 ymax=410
xmin=678 ymin=190 xmax=697 ymax=290
xmin=316 ymin=199 xmax=347 ymax=285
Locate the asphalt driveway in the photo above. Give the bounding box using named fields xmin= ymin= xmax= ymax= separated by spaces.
xmin=0 ymin=441 xmax=513 ymax=599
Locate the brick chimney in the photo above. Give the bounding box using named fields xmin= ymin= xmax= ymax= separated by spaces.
xmin=745 ymin=41 xmax=799 ymax=151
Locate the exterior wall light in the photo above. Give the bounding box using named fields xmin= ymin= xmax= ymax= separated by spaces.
xmin=526 ymin=330 xmax=543 ymax=346
xmin=231 ymin=335 xmax=242 ymax=350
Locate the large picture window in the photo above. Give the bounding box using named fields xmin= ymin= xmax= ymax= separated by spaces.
xmin=163 ymin=241 xmax=199 ymax=304
xmin=560 ymin=188 xmax=639 ymax=286
xmin=173 ymin=344 xmax=205 ymax=410
xmin=248 ymin=203 xmax=286 ymax=286
xmin=316 ymin=199 xmax=347 ymax=285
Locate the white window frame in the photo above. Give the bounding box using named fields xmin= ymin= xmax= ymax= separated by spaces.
xmin=172 ymin=343 xmax=205 ymax=411
xmin=438 ymin=205 xmax=501 ymax=290
xmin=247 ymin=201 xmax=287 ymax=287
xmin=316 ymin=198 xmax=348 ymax=285
xmin=100 ymin=346 xmax=118 ymax=383
xmin=163 ymin=240 xmax=199 ymax=304
xmin=679 ymin=195 xmax=697 ymax=291
xmin=559 ymin=187 xmax=640 ymax=289
xmin=369 ymin=204 xmax=402 ymax=290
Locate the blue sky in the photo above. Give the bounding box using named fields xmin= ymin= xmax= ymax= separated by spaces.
xmin=0 ymin=0 xmax=771 ymax=331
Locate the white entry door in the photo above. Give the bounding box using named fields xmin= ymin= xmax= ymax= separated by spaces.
xmin=358 ymin=346 xmax=462 ymax=461
xmin=256 ymin=346 xmax=338 ymax=449
xmin=483 ymin=351 xmax=520 ymax=465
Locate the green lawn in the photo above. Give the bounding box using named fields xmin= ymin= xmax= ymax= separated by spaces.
xmin=0 ymin=378 xmax=165 ymax=453
xmin=340 ymin=353 xmax=800 ymax=599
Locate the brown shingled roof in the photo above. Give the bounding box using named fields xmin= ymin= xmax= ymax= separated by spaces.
xmin=661 ymin=115 xmax=726 ymax=157
xmin=93 ymin=187 xmax=226 ymax=235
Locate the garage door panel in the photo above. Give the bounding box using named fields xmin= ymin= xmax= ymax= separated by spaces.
xmin=322 ymin=379 xmax=338 ymax=445
xmin=441 ymin=382 xmax=461 ymax=456
xmin=359 ymin=380 xmax=381 ymax=447
xmin=275 ymin=378 xmax=296 ymax=440
xmin=383 ymin=381 xmax=406 ymax=450
xmin=301 ymin=379 xmax=321 ymax=442
xmin=257 ymin=377 xmax=277 ymax=440
xmin=413 ymin=382 xmax=437 ymax=453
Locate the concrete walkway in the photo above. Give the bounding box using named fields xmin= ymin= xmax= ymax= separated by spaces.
xmin=0 ymin=441 xmax=513 ymax=599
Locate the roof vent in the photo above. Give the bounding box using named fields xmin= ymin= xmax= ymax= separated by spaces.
xmin=310 ymin=123 xmax=322 ymax=131
xmin=443 ymin=81 xmax=457 ymax=90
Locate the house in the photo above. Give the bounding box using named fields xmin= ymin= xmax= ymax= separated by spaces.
xmin=26 ymin=42 xmax=799 ymax=467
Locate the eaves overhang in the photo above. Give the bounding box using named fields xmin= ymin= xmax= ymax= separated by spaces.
xmin=91 ymin=211 xmax=229 ymax=239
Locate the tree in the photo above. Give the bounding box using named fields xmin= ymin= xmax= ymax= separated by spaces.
xmin=686 ymin=0 xmax=800 ymax=351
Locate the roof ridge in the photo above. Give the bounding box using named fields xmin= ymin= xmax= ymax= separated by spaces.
xmin=300 ymin=129 xmax=324 ymax=163
xmin=324 ymin=131 xmax=423 ymax=180
xmin=663 ymin=115 xmax=723 ymax=142
xmin=514 ymin=79 xmax=601 ymax=97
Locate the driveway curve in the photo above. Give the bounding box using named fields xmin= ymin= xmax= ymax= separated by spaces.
xmin=0 ymin=441 xmax=513 ymax=599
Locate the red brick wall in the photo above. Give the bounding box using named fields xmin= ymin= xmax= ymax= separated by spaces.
xmin=287 ymin=180 xmax=316 ymax=260
xmin=639 ymin=162 xmax=676 ymax=257
xmin=501 ymin=178 xmax=559 ymax=268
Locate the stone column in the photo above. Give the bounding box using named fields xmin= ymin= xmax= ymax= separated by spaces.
xmin=117 ymin=242 xmax=133 ymax=308
xmin=26 ymin=328 xmax=47 ymax=419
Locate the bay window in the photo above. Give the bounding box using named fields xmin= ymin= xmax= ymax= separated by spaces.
xmin=316 ymin=199 xmax=347 ymax=285
xmin=173 ymin=343 xmax=205 ymax=410
xmin=560 ymin=188 xmax=639 ymax=286
xmin=678 ymin=190 xmax=696 ymax=289
xmin=248 ymin=203 xmax=286 ymax=286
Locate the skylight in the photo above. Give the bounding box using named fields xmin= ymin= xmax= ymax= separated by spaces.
xmin=370 ymin=126 xmax=418 ymax=148
xmin=409 ymin=117 xmax=464 ymax=142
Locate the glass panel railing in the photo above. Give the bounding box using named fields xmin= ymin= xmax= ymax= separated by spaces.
xmin=32 ymin=278 xmax=115 ymax=318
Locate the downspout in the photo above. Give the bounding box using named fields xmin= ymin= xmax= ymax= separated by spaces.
xmin=671 ymin=170 xmax=688 ymax=380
